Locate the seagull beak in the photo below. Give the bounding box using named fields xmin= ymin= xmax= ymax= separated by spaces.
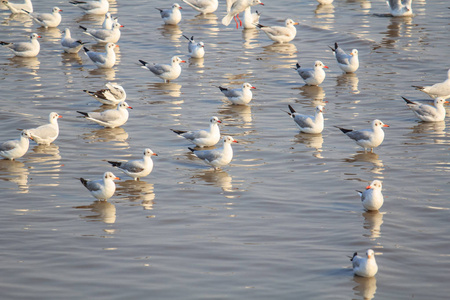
xmin=120 ymin=25 xmax=124 ymax=27
xmin=365 ymin=185 xmax=371 ymax=190
xmin=59 ymin=9 xmax=63 ymax=12
xmin=152 ymin=153 xmax=158 ymax=156
xmin=324 ymin=66 xmax=329 ymax=69
xmin=128 ymin=106 xmax=133 ymax=109
xmin=233 ymin=140 xmax=238 ymax=143
xmin=29 ymin=136 xmax=34 ymax=140
xmin=260 ymin=2 xmax=264 ymax=5
xmin=251 ymin=86 xmax=256 ymax=89
xmin=180 ymin=60 xmax=186 ymax=63
xmin=37 ymin=36 xmax=42 ymax=38
xmin=294 ymin=22 xmax=299 ymax=25
xmin=217 ymin=120 xmax=222 ymax=123
xmin=115 ymin=177 xmax=120 ymax=180
xmin=58 ymin=115 xmax=63 ymax=118
xmin=383 ymin=124 xmax=389 ymax=127
xmin=445 ymin=101 xmax=449 ymax=104
xmin=115 ymin=44 xmax=120 ymax=48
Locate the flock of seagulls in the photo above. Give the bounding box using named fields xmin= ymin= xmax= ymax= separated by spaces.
xmin=0 ymin=0 xmax=448 ymax=279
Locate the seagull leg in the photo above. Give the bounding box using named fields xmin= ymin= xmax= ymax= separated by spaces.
xmin=236 ymin=14 xmax=242 ymax=27
xmin=233 ymin=15 xmax=238 ymax=29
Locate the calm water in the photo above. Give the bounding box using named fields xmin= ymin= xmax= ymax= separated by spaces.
xmin=0 ymin=0 xmax=449 ymax=299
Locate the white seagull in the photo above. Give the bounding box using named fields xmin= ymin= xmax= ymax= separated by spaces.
xmin=27 ymin=112 xmax=62 ymax=145
xmin=2 ymin=0 xmax=33 ymax=14
xmin=83 ymin=42 xmax=117 ymax=69
xmin=294 ymin=61 xmax=328 ymax=86
xmin=336 ymin=119 xmax=389 ymax=152
xmin=181 ymin=0 xmax=218 ymax=15
xmin=243 ymin=6 xmax=261 ymax=29
xmin=329 ymin=42 xmax=359 ymax=73
xmin=357 ymin=180 xmax=384 ymax=211
xmin=139 ymin=56 xmax=186 ymax=83
xmin=102 ymin=12 xmax=113 ymax=29
xmin=23 ymin=6 xmax=62 ymax=28
xmin=402 ymin=96 xmax=448 ymax=122
xmin=0 ymin=130 xmax=33 ymax=160
xmin=84 ymin=82 xmax=126 ymax=106
xmin=61 ymin=28 xmax=86 ymax=54
xmin=80 ymin=172 xmax=119 ymax=201
xmin=183 ymin=35 xmax=205 ymax=59
xmin=77 ymin=101 xmax=132 ymax=128
xmin=387 ymin=0 xmax=413 ymax=17
xmin=189 ymin=136 xmax=238 ymax=170
xmin=0 ymin=32 xmax=40 ymax=57
xmin=69 ymin=0 xmax=109 ymax=15
xmin=287 ymin=105 xmax=324 ymax=134
xmin=222 ymin=0 xmax=264 ymax=29
xmin=256 ymin=18 xmax=298 ymax=44
xmin=219 ymin=82 xmax=255 ymax=105
xmin=79 ymin=22 xmax=123 ymax=44
xmin=156 ymin=3 xmax=182 ymax=25
xmin=108 ymin=148 xmax=158 ymax=181
xmin=317 ymin=0 xmax=334 ymax=4
xmin=351 ymin=249 xmax=378 ymax=278
xmin=171 ymin=116 xmax=221 ymax=148
xmin=412 ymin=69 xmax=450 ymax=100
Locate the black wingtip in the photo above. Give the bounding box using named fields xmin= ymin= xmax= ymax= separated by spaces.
xmin=182 ymin=34 xmax=189 ymax=40
xmin=77 ymin=111 xmax=89 ymax=117
xmin=138 ymin=59 xmax=147 ymax=66
xmin=171 ymin=129 xmax=186 ymax=135
xmin=218 ymin=86 xmax=227 ymax=91
xmin=411 ymin=85 xmax=424 ymax=90
xmin=188 ymin=147 xmax=195 ymax=153
xmin=334 ymin=126 xmax=352 ymax=134
xmin=79 ymin=25 xmax=87 ymax=31
xmin=107 ymin=161 xmax=121 ymax=167
xmin=80 ymin=177 xmax=88 ymax=187
xmin=334 ymin=42 xmax=338 ymax=49
xmin=255 ymin=23 xmax=264 ymax=29
xmin=402 ymin=96 xmax=414 ymax=104
xmin=350 ymin=252 xmax=357 ymax=261
xmin=155 ymin=7 xmax=163 ymax=12
xmin=288 ymin=104 xmax=296 ymax=114
xmin=21 ymin=8 xmax=30 ymax=14
xmin=293 ymin=63 xmax=300 ymax=70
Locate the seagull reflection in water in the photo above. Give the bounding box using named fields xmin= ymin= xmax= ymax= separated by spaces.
xmin=116 ymin=180 xmax=155 ymax=210
xmin=0 ymin=160 xmax=30 ymax=193
xmin=191 ymin=169 xmax=234 ymax=192
xmin=75 ymin=200 xmax=116 ymax=224
xmin=336 ymin=73 xmax=360 ymax=94
xmin=362 ymin=211 xmax=384 ymax=240
xmin=344 ymin=152 xmax=384 ymax=174
xmin=294 ymin=133 xmax=324 ymax=158
xmin=353 ymin=276 xmax=377 ymax=300
xmin=81 ymin=127 xmax=129 ymax=144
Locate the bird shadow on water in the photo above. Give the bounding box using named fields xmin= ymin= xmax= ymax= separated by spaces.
xmin=190 ymin=169 xmax=234 ymax=193
xmin=293 ymin=132 xmax=324 ymax=158
xmin=158 ymin=24 xmax=183 ymax=41
xmin=81 ymin=127 xmax=129 ymax=144
xmin=362 ymin=210 xmax=384 ymax=240
xmin=8 ymin=56 xmax=40 ymax=71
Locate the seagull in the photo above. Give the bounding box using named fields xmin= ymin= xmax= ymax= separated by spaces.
xmin=79 ymin=22 xmax=123 ymax=44
xmin=156 ymin=3 xmax=182 ymax=25
xmin=402 ymin=96 xmax=448 ymax=122
xmin=317 ymin=0 xmax=333 ymax=4
xmin=183 ymin=35 xmax=205 ymax=59
xmin=83 ymin=82 xmax=126 ymax=106
xmin=256 ymin=18 xmax=298 ymax=44
xmin=80 ymin=172 xmax=119 ymax=201
xmin=61 ymin=28 xmax=86 ymax=54
xmin=22 ymin=6 xmax=62 ymax=28
xmin=108 ymin=148 xmax=158 ymax=181
xmin=0 ymin=32 xmax=40 ymax=57
xmin=138 ymin=56 xmax=186 ymax=83
xmin=181 ymin=0 xmax=218 ymax=15
xmin=69 ymin=0 xmax=109 ymax=15
xmin=357 ymin=180 xmax=384 ymax=211
xmin=412 ymin=69 xmax=450 ymax=100
xmin=386 ymin=0 xmax=413 ymax=17
xmin=171 ymin=116 xmax=221 ymax=147
xmin=102 ymin=12 xmax=113 ymax=29
xmin=335 ymin=119 xmax=389 ymax=152
xmin=1 ymin=0 xmax=33 ymax=14
xmin=83 ymin=42 xmax=117 ymax=69
xmin=242 ymin=6 xmax=261 ymax=29
xmin=27 ymin=112 xmax=62 ymax=145
xmin=286 ymin=105 xmax=324 ymax=134
xmin=77 ymin=101 xmax=132 ymax=128
xmin=189 ymin=136 xmax=237 ymax=170
xmin=294 ymin=61 xmax=329 ymax=86
xmin=329 ymin=42 xmax=359 ymax=73
xmin=0 ymin=130 xmax=33 ymax=160
xmin=351 ymin=249 xmax=378 ymax=277
xmin=222 ymin=0 xmax=264 ymax=29
xmin=219 ymin=83 xmax=255 ymax=105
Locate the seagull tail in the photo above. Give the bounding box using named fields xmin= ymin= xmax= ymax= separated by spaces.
xmin=107 ymin=161 xmax=122 ymax=167
xmin=221 ymin=14 xmax=233 ymax=26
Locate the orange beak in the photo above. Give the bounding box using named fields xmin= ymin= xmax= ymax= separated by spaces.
xmin=128 ymin=106 xmax=133 ymax=109
xmin=366 ymin=185 xmax=371 ymax=190
xmin=37 ymin=36 xmax=42 ymax=38
xmin=294 ymin=22 xmax=299 ymax=25
xmin=233 ymin=140 xmax=238 ymax=143
xmin=152 ymin=153 xmax=158 ymax=156
xmin=114 ymin=177 xmax=120 ymax=180
xmin=58 ymin=115 xmax=63 ymax=118
xmin=251 ymin=86 xmax=256 ymax=89
xmin=324 ymin=66 xmax=329 ymax=69
xmin=383 ymin=124 xmax=389 ymax=127
xmin=260 ymin=2 xmax=264 ymax=5
xmin=59 ymin=9 xmax=63 ymax=12
xmin=445 ymin=101 xmax=449 ymax=104
xmin=181 ymin=60 xmax=186 ymax=63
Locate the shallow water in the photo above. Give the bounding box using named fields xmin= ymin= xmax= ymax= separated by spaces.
xmin=0 ymin=0 xmax=449 ymax=299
